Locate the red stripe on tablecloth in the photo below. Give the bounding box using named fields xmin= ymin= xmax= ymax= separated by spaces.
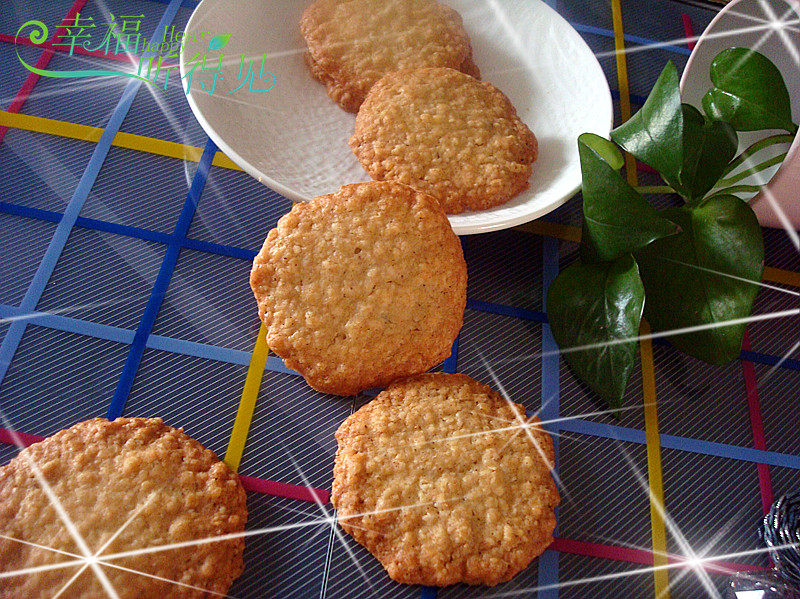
xmin=239 ymin=475 xmax=331 ymax=504
xmin=553 ymin=537 xmax=654 ymax=566
xmin=552 ymin=537 xmax=765 ymax=574
xmin=0 ymin=427 xmax=769 ymax=566
xmin=0 ymin=428 xmax=44 ymax=447
xmin=742 ymin=331 xmax=775 ymax=514
xmin=682 ymin=14 xmax=697 ymax=50
xmin=0 ymin=34 xmax=178 ymax=68
xmin=0 ymin=427 xmax=330 ymax=504
xmin=0 ymin=0 xmax=89 ymax=145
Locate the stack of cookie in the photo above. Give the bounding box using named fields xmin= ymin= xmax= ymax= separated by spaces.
xmin=301 ymin=0 xmax=538 ymax=214
xmin=246 ymin=0 xmax=558 ymax=589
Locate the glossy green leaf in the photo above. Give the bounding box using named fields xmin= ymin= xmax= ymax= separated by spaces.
xmin=679 ymin=104 xmax=738 ymax=202
xmin=635 ymin=194 xmax=764 ymax=364
xmin=547 ymin=255 xmax=645 ymax=408
xmin=208 ymin=34 xmax=230 ymax=51
xmin=578 ymin=134 xmax=679 ymax=263
xmin=702 ymin=48 xmax=798 ymax=134
xmin=611 ymin=61 xmax=684 ymax=188
xmin=580 ymin=132 xmax=625 ymax=170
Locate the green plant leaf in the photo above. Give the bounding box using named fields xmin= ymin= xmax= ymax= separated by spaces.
xmin=578 ymin=134 xmax=679 ymax=263
xmin=208 ymin=34 xmax=230 ymax=51
xmin=547 ymin=255 xmax=645 ymax=408
xmin=702 ymin=47 xmax=798 ymax=134
xmin=611 ymin=61 xmax=684 ymax=188
xmin=679 ymin=104 xmax=738 ymax=202
xmin=580 ymin=132 xmax=625 ymax=170
xmin=635 ymin=194 xmax=764 ymax=364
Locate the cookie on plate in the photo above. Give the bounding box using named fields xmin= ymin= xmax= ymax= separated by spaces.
xmin=332 ymin=373 xmax=559 ymax=586
xmin=250 ymin=181 xmax=466 ymax=396
xmin=350 ymin=67 xmax=538 ymax=214
xmin=300 ymin=0 xmax=476 ymax=112
xmin=0 ymin=418 xmax=247 ymax=599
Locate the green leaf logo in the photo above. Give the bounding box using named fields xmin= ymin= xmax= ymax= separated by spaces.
xmin=208 ymin=34 xmax=230 ymax=51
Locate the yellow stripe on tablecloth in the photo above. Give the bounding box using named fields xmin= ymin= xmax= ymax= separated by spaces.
xmin=224 ymin=323 xmax=269 ymax=472
xmin=763 ymin=266 xmax=800 ymax=289
xmin=611 ymin=0 xmax=638 ymax=186
xmin=514 ymin=221 xmax=799 ymax=289
xmin=640 ymin=321 xmax=671 ymax=598
xmin=4 ymin=112 xmax=798 ymax=293
xmin=515 ymin=220 xmax=581 ymax=243
xmin=610 ymin=4 xmax=667 ymax=592
xmin=0 ymin=110 xmax=241 ymax=171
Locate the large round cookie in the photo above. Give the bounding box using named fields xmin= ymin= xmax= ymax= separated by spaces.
xmin=250 ymin=181 xmax=467 ymax=396
xmin=350 ymin=67 xmax=539 ymax=214
xmin=0 ymin=418 xmax=247 ymax=599
xmin=300 ymin=0 xmax=474 ymax=112
xmin=332 ymin=373 xmax=559 ymax=586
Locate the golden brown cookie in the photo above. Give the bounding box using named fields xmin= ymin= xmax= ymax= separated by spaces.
xmin=459 ymin=42 xmax=481 ymax=79
xmin=332 ymin=373 xmax=559 ymax=586
xmin=304 ymin=51 xmax=363 ymax=113
xmin=0 ymin=418 xmax=247 ymax=599
xmin=351 ymin=67 xmax=538 ymax=214
xmin=250 ymin=181 xmax=467 ymax=396
xmin=300 ymin=0 xmax=474 ymax=112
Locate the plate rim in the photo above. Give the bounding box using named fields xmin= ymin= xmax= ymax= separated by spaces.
xmin=180 ymin=0 xmax=613 ymax=234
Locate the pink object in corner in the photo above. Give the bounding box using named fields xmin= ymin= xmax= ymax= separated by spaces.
xmin=680 ymin=0 xmax=800 ymax=230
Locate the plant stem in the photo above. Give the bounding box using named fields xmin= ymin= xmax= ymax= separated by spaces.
xmin=706 ymin=184 xmax=764 ymax=201
xmin=721 ymin=134 xmax=795 ymax=177
xmin=635 ymin=186 xmax=675 ymax=194
xmin=717 ymin=152 xmax=789 ymax=187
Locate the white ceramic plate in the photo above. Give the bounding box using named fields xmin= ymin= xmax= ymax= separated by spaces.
xmin=180 ymin=0 xmax=613 ymax=234
xmin=680 ymin=0 xmax=800 ymax=230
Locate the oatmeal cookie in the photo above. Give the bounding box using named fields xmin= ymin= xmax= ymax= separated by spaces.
xmin=332 ymin=373 xmax=559 ymax=586
xmin=300 ymin=0 xmax=475 ymax=111
xmin=250 ymin=181 xmax=467 ymax=396
xmin=350 ymin=67 xmax=538 ymax=213
xmin=0 ymin=417 xmax=247 ymax=599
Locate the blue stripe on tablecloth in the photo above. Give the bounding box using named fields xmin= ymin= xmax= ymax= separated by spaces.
xmin=538 ymin=237 xmax=560 ymax=598
xmin=143 ymin=0 xmax=199 ymax=8
xmin=0 ymin=0 xmax=184 ymax=389
xmin=572 ymin=22 xmax=692 ymax=55
xmin=557 ymin=418 xmax=800 ymax=469
xmin=4 ymin=302 xmax=800 ymax=470
xmin=181 ymin=238 xmax=257 ymax=260
xmin=0 ymin=202 xmax=256 ymax=260
xmin=4 ymin=208 xmax=798 ymax=377
xmin=0 ymin=304 xmax=135 ymax=345
xmin=466 ymin=298 xmax=547 ymax=323
xmin=442 ymin=337 xmax=460 ymax=374
xmin=106 ymin=137 xmax=216 ymax=419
